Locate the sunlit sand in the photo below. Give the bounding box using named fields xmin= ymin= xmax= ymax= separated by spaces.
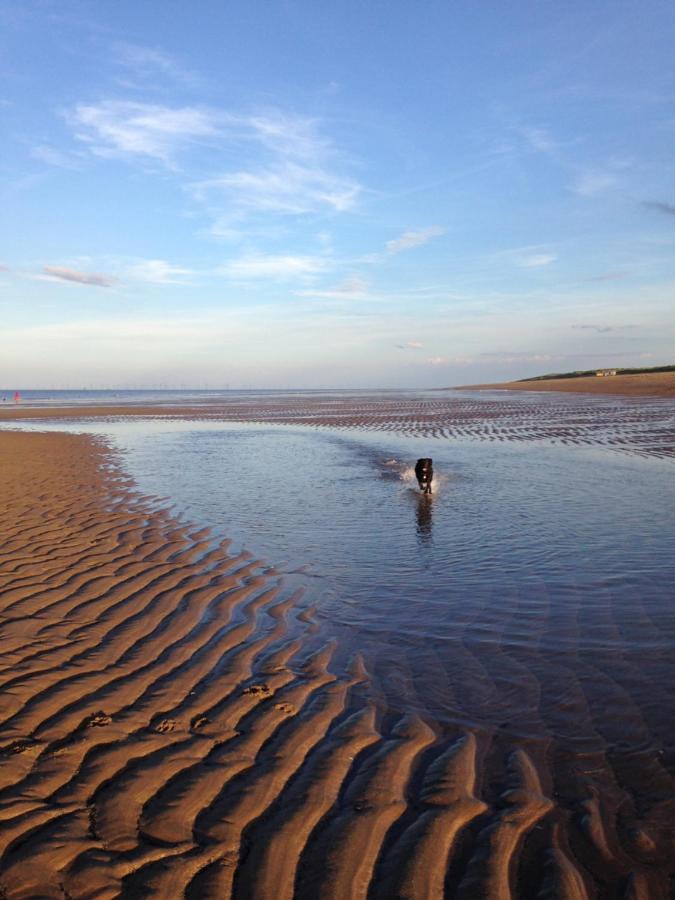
xmin=1 ymin=391 xmax=674 ymax=896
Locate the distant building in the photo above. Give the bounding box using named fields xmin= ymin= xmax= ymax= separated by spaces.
xmin=596 ymin=369 xmax=617 ymax=377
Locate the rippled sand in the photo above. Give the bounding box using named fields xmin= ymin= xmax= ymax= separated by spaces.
xmin=2 ymin=389 xmax=675 ymax=457
xmin=1 ymin=396 xmax=674 ymax=897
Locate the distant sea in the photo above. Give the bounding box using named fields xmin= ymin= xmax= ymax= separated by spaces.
xmin=0 ymin=388 xmax=410 ymax=408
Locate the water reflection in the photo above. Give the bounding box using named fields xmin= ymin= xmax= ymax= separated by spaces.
xmin=415 ymin=493 xmax=433 ymax=543
xmin=8 ymin=417 xmax=675 ymax=743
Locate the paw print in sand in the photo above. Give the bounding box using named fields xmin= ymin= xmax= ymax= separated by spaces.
xmin=86 ymin=711 xmax=112 ymax=728
xmin=155 ymin=719 xmax=177 ymax=733
xmin=191 ymin=715 xmax=210 ymax=730
xmin=242 ymin=682 xmax=272 ymax=697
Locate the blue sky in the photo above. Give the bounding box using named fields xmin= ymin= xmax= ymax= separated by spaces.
xmin=1 ymin=0 xmax=674 ymax=388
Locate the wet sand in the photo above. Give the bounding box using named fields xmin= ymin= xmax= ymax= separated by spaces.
xmin=1 ymin=421 xmax=674 ymax=897
xmin=2 ymin=387 xmax=675 ymax=461
xmin=0 ymin=432 xmax=368 ymax=897
xmin=455 ymin=370 xmax=675 ymax=397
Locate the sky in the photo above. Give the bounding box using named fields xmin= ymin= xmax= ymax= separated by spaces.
xmin=1 ymin=0 xmax=674 ymax=389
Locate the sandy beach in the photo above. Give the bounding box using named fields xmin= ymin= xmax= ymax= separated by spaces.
xmin=7 ymin=0 xmax=675 ymax=894
xmin=454 ymin=370 xmax=675 ymax=397
xmin=0 ymin=431 xmax=381 ymax=897
xmin=1 ymin=405 xmax=674 ymax=897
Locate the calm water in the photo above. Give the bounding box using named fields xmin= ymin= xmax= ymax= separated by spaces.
xmin=9 ymin=411 xmax=675 ymax=757
xmin=0 ymin=388 xmax=407 ymax=407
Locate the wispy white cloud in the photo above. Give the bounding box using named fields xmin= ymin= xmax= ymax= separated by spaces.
xmin=519 ymin=126 xmax=556 ymax=153
xmin=572 ymin=156 xmax=633 ymax=198
xmin=33 ymin=259 xmax=194 ymax=287
xmin=67 ymin=102 xmax=361 ymax=231
xmin=572 ymin=169 xmax=618 ymax=197
xmin=198 ymin=161 xmax=359 ymax=216
xmin=39 ymin=265 xmax=117 ymax=287
xmin=115 ymin=43 xmax=176 ymax=71
xmin=517 ymin=253 xmax=557 ymax=268
xmin=196 ymin=111 xmax=360 ymax=221
xmin=126 ymin=259 xmax=194 ymax=284
xmin=69 ymin=100 xmax=218 ymax=164
xmin=491 ymin=245 xmax=558 ymax=269
xmin=427 ymin=356 xmax=448 ymax=366
xmin=217 ymin=254 xmax=329 ymax=280
xmin=294 ymin=276 xmax=369 ymax=300
xmin=30 ymin=145 xmax=79 ymax=168
xmin=112 ymin=43 xmax=198 ymax=86
xmin=246 ymin=113 xmax=330 ymax=161
xmin=386 ymin=226 xmax=445 ymax=255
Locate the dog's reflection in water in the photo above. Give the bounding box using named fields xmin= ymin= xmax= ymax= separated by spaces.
xmin=416 ymin=493 xmax=433 ymax=543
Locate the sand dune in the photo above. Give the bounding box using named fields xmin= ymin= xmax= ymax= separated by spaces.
xmin=455 ymin=370 xmax=675 ymax=397
xmin=0 ymin=430 xmax=674 ymax=897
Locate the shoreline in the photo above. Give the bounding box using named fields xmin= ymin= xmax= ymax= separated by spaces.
xmin=2 ymin=386 xmax=674 ymax=462
xmin=452 ymin=370 xmax=675 ymax=397
xmin=0 ymin=431 xmax=368 ymax=896
xmin=1 ymin=426 xmax=674 ymax=896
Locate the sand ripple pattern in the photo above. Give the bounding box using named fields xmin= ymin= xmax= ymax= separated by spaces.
xmin=4 ymin=392 xmax=675 ymax=458
xmin=1 ymin=433 xmax=673 ymax=898
xmin=123 ymin=393 xmax=675 ymax=458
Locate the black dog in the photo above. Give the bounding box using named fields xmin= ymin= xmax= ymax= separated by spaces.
xmin=415 ymin=458 xmax=433 ymax=494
